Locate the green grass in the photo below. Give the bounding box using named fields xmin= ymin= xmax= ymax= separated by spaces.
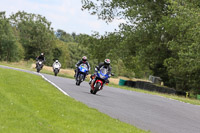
xmin=1 ymin=61 xmax=200 ymax=106
xmin=0 ymin=61 xmax=34 ymax=70
xmin=0 ymin=67 xmax=148 ymax=133
xmin=0 ymin=61 xmax=74 ymax=79
xmin=109 ymin=84 xmax=200 ymax=105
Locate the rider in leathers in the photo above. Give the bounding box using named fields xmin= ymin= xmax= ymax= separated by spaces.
xmin=74 ymin=56 xmax=91 ymax=78
xmin=36 ymin=53 xmax=45 ymax=68
xmin=89 ymin=59 xmax=112 ymax=84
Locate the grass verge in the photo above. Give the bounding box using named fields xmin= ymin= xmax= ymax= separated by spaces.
xmin=109 ymin=84 xmax=200 ymax=105
xmin=1 ymin=61 xmax=200 ymax=106
xmin=0 ymin=67 xmax=148 ymax=133
xmin=0 ymin=61 xmax=74 ymax=79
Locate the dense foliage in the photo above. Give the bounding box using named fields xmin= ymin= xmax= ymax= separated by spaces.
xmin=1 ymin=0 xmax=200 ymax=95
xmin=9 ymin=11 xmax=56 ymax=65
xmin=81 ymin=0 xmax=200 ymax=94
xmin=0 ymin=12 xmax=23 ymax=61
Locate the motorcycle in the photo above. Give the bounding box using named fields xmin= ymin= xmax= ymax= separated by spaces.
xmin=36 ymin=60 xmax=43 ymax=73
xmin=53 ymin=63 xmax=61 ymax=76
xmin=75 ymin=64 xmax=89 ymax=86
xmin=90 ymin=67 xmax=114 ymax=94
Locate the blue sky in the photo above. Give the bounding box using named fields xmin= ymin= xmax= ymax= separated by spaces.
xmin=0 ymin=0 xmax=124 ymax=35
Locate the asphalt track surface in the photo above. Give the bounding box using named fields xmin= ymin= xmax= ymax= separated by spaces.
xmin=1 ymin=65 xmax=200 ymax=133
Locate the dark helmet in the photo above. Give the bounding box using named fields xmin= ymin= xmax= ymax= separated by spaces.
xmin=82 ymin=56 xmax=87 ymax=62
xmin=104 ymin=59 xmax=110 ymax=65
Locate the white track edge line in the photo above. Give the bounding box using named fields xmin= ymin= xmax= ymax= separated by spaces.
xmin=38 ymin=73 xmax=70 ymax=97
xmin=0 ymin=65 xmax=70 ymax=97
xmin=1 ymin=65 xmax=200 ymax=105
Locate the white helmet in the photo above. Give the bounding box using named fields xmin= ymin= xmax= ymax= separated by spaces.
xmin=82 ymin=56 xmax=87 ymax=61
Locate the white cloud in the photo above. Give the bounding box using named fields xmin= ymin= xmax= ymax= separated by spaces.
xmin=0 ymin=0 xmax=121 ymax=35
xmin=88 ymin=21 xmax=102 ymax=30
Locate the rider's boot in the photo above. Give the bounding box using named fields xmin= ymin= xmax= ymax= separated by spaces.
xmin=89 ymin=77 xmax=92 ymax=84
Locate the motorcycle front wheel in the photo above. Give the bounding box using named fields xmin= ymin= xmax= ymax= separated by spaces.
xmin=92 ymin=82 xmax=101 ymax=94
xmin=76 ymin=75 xmax=81 ymax=86
xmin=37 ymin=67 xmax=41 ymax=73
xmin=54 ymin=69 xmax=59 ymax=76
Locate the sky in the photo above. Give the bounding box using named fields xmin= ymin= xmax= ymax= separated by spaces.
xmin=0 ymin=0 xmax=124 ymax=35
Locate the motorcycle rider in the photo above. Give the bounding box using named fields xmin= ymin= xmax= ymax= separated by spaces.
xmin=52 ymin=59 xmax=61 ymax=72
xmin=89 ymin=59 xmax=112 ymax=85
xmin=74 ymin=56 xmax=91 ymax=78
xmin=36 ymin=53 xmax=45 ymax=68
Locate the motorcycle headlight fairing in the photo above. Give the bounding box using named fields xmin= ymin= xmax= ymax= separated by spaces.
xmin=99 ymin=73 xmax=105 ymax=79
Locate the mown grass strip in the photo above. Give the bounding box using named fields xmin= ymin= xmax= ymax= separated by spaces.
xmin=109 ymin=84 xmax=200 ymax=105
xmin=1 ymin=61 xmax=199 ymax=106
xmin=0 ymin=61 xmax=75 ymax=79
xmin=0 ymin=67 xmax=148 ymax=133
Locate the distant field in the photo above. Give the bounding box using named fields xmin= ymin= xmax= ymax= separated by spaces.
xmin=0 ymin=67 xmax=148 ymax=133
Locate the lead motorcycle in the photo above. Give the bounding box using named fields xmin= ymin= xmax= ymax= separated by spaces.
xmin=36 ymin=60 xmax=43 ymax=73
xmin=75 ymin=64 xmax=89 ymax=86
xmin=90 ymin=67 xmax=114 ymax=94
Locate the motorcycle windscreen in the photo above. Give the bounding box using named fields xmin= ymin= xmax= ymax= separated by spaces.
xmin=54 ymin=64 xmax=60 ymax=68
xmin=100 ymin=68 xmax=108 ymax=75
xmin=79 ymin=64 xmax=88 ymax=72
xmin=99 ymin=68 xmax=109 ymax=79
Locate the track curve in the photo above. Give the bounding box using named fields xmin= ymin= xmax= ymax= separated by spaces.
xmin=1 ymin=65 xmax=200 ymax=133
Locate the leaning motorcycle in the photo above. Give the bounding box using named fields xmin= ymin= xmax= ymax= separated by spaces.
xmin=36 ymin=60 xmax=43 ymax=73
xmin=53 ymin=64 xmax=60 ymax=76
xmin=90 ymin=68 xmax=114 ymax=94
xmin=75 ymin=64 xmax=89 ymax=86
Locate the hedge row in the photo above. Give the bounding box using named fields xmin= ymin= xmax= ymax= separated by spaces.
xmin=124 ymin=80 xmax=176 ymax=94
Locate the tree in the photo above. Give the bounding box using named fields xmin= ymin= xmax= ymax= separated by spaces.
xmin=55 ymin=29 xmax=74 ymax=42
xmin=9 ymin=11 xmax=55 ymax=64
xmin=81 ymin=0 xmax=200 ymax=94
xmin=81 ymin=0 xmax=171 ymax=78
xmin=0 ymin=12 xmax=24 ymax=61
xmin=53 ymin=40 xmax=70 ymax=68
xmin=163 ymin=0 xmax=200 ymax=93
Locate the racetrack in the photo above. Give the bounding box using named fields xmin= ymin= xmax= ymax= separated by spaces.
xmin=1 ymin=65 xmax=200 ymax=133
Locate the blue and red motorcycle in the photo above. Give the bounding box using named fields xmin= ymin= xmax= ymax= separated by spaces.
xmin=90 ymin=67 xmax=114 ymax=94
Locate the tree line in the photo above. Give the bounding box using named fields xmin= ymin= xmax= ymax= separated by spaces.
xmin=1 ymin=0 xmax=200 ymax=97
xmin=0 ymin=11 xmax=132 ymax=76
